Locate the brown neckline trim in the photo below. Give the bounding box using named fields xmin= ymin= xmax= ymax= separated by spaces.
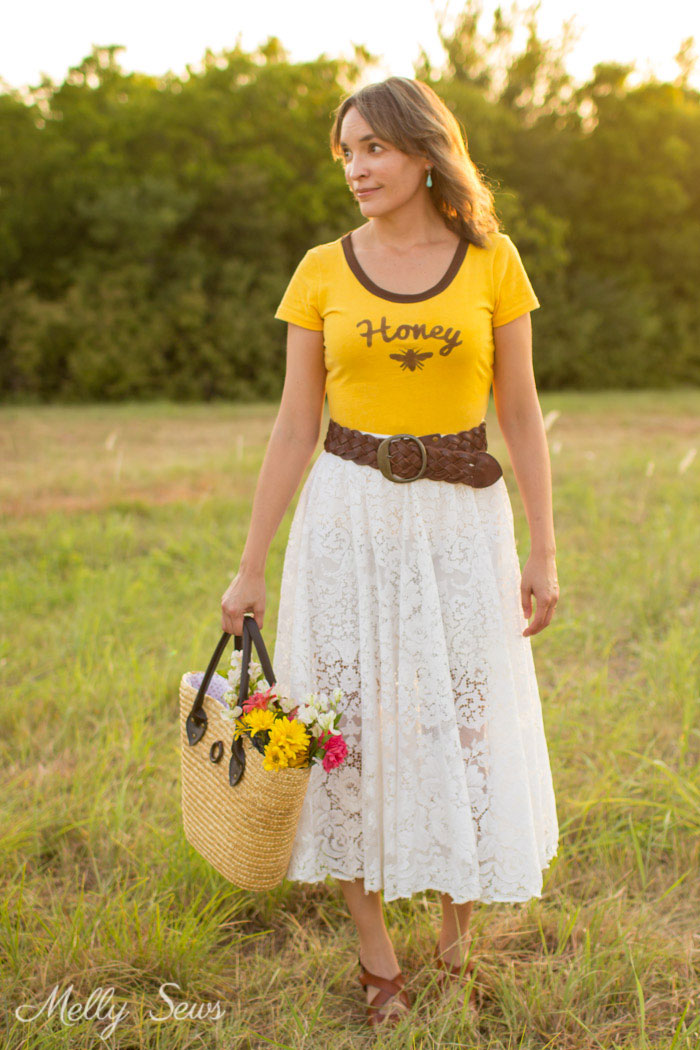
xmin=340 ymin=231 xmax=469 ymax=303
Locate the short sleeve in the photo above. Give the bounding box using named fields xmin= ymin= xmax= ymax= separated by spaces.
xmin=492 ymin=234 xmax=540 ymax=327
xmin=274 ymin=249 xmax=323 ymax=331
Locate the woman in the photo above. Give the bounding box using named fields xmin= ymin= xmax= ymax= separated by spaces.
xmin=221 ymin=76 xmax=560 ymax=1030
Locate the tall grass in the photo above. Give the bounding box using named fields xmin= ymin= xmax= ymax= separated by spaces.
xmin=1 ymin=391 xmax=698 ymax=1048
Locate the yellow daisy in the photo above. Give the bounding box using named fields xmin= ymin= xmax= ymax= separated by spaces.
xmin=243 ymin=708 xmax=276 ymax=738
xmin=263 ymin=743 xmax=289 ymax=771
xmin=285 ymin=746 xmax=310 ymax=769
xmin=269 ymin=718 xmax=310 ymax=756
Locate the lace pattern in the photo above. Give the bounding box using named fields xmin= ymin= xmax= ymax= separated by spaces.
xmin=272 ymin=435 xmax=559 ymax=903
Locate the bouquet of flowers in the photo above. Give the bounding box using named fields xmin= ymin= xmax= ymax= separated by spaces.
xmin=219 ymin=649 xmax=348 ymax=774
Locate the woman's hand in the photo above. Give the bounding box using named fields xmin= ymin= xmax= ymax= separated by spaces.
xmin=520 ymin=552 xmax=559 ymax=636
xmin=221 ymin=569 xmax=266 ymax=636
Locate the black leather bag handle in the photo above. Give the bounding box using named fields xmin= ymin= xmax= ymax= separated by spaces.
xmin=184 ymin=614 xmax=277 ymax=786
xmin=234 ymin=614 xmax=276 ymax=708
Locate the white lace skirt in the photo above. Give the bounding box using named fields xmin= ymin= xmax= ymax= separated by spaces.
xmin=272 ymin=427 xmax=559 ymax=904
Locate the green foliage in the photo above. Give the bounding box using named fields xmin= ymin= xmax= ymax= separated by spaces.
xmin=0 ymin=8 xmax=699 ymax=402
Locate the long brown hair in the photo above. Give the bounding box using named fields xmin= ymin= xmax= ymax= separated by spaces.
xmin=330 ymin=76 xmax=500 ymax=248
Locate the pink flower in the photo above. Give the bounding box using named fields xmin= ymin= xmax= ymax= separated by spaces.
xmin=321 ymin=732 xmax=348 ymax=772
xmin=242 ymin=686 xmax=277 ymax=713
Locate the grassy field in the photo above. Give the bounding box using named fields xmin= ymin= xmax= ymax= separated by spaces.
xmin=1 ymin=391 xmax=699 ymax=1049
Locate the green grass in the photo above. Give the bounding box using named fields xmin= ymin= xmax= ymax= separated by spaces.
xmin=1 ymin=391 xmax=698 ymax=1048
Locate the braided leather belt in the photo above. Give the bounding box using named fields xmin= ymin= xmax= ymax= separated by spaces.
xmin=323 ymin=418 xmax=503 ymax=487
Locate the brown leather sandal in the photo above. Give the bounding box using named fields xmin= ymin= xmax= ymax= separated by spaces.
xmin=358 ymin=954 xmax=412 ymax=1029
xmin=433 ymin=938 xmax=479 ymax=1015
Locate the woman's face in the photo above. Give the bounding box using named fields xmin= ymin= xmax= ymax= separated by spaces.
xmin=339 ymin=106 xmax=429 ymax=217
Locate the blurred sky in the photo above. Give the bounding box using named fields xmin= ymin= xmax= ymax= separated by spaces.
xmin=2 ymin=0 xmax=699 ymax=93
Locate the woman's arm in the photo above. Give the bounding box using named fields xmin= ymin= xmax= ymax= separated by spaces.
xmin=492 ymin=312 xmax=559 ymax=636
xmin=239 ymin=323 xmax=326 ymax=573
xmin=221 ymin=323 xmax=326 ymax=635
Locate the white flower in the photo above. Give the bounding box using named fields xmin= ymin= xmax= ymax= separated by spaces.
xmin=307 ymin=691 xmax=327 ymax=710
xmin=227 ymin=650 xmax=243 ymax=678
xmin=226 ymin=652 xmax=270 ymax=702
xmin=316 ymin=710 xmax=339 ymax=735
xmin=227 ymin=650 xmax=266 ymax=690
xmin=297 ymin=694 xmax=315 ymax=716
xmin=315 ymin=692 xmax=331 ymax=713
xmin=220 ymin=703 xmax=243 ymax=722
xmin=271 ymin=681 xmax=296 ymax=714
xmin=294 ymin=704 xmax=316 ymax=726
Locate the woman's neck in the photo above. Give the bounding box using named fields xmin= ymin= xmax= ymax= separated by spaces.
xmin=359 ymin=206 xmax=453 ymax=254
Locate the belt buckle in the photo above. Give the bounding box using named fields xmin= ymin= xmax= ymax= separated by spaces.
xmin=376 ymin=433 xmax=428 ymax=482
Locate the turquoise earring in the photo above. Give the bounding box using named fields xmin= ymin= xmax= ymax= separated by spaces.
xmin=426 ymin=168 xmax=433 ymax=188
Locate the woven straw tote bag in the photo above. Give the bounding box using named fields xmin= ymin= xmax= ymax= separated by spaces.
xmin=179 ymin=613 xmax=311 ymax=890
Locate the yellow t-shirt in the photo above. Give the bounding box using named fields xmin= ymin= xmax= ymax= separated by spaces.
xmin=274 ymin=228 xmax=540 ymax=434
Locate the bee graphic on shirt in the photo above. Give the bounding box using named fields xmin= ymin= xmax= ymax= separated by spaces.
xmin=389 ymin=347 xmax=433 ymax=372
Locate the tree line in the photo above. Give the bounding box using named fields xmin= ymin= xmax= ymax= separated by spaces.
xmin=1 ymin=2 xmax=699 ymax=402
